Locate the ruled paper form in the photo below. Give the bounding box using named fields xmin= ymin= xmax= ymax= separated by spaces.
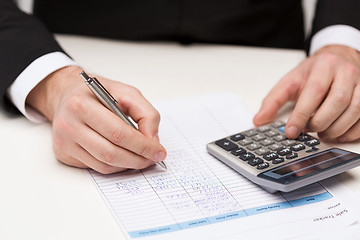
xmin=89 ymin=93 xmax=358 ymax=240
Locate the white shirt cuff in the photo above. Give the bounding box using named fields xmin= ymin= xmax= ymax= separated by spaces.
xmin=310 ymin=25 xmax=360 ymax=55
xmin=6 ymin=52 xmax=79 ymax=123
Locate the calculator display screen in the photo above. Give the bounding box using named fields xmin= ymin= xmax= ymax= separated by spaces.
xmin=258 ymin=148 xmax=360 ymax=185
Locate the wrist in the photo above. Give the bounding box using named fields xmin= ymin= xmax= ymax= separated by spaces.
xmin=26 ymin=66 xmax=83 ymax=121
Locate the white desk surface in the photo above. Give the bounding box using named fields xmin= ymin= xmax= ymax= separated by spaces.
xmin=1 ymin=35 xmax=360 ymax=239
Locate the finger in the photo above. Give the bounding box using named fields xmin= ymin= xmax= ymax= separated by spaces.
xmin=52 ymin=115 xmax=129 ymax=172
xmin=81 ymin=100 xmax=167 ymax=162
xmin=67 ymin=144 xmax=128 ymax=174
xmin=75 ymin=123 xmax=156 ymax=169
xmin=253 ymin=66 xmax=307 ymax=126
xmin=286 ymin=61 xmax=334 ymax=138
xmin=306 ymin=69 xmax=355 ymax=133
xmin=111 ymin=84 xmax=161 ymax=139
xmin=337 ymin=118 xmax=360 ymax=143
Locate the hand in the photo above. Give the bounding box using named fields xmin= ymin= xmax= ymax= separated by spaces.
xmin=253 ymin=45 xmax=360 ymax=142
xmin=26 ymin=66 xmax=167 ymax=173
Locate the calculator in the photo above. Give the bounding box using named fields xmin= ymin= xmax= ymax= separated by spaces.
xmin=206 ymin=121 xmax=360 ymax=193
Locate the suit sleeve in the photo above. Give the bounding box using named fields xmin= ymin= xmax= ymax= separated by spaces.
xmin=311 ymin=0 xmax=360 ymax=37
xmin=0 ymin=0 xmax=65 ymax=111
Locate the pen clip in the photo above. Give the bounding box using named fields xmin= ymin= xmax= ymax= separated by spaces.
xmin=92 ymin=77 xmax=118 ymax=104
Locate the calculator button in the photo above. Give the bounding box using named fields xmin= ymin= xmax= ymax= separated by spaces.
xmin=306 ymin=147 xmax=320 ymax=153
xmin=230 ymin=133 xmax=245 ymax=142
xmin=263 ymin=152 xmax=279 ymax=161
xmin=240 ymin=152 xmax=255 ymax=161
xmin=255 ymin=148 xmax=270 ymax=156
xmin=247 ymin=143 xmax=262 ymax=151
xmin=231 ymin=148 xmax=246 ymax=156
xmin=257 ymin=126 xmax=271 ymax=133
xmin=281 ymin=139 xmax=297 ymax=146
xmin=260 ymin=139 xmax=274 ymax=146
xmin=278 ymin=126 xmax=285 ymax=134
xmin=271 ymin=121 xmax=285 ymax=128
xmin=297 ymin=134 xmax=312 ymax=142
xmin=257 ymin=162 xmax=270 ymax=170
xmin=286 ymin=152 xmax=298 ymax=159
xmin=277 ymin=147 xmax=292 ymax=156
xmin=215 ymin=139 xmax=238 ymax=151
xmin=273 ymin=135 xmax=287 ymax=142
xmin=272 ymin=157 xmax=284 ymax=164
xmin=268 ymin=143 xmax=283 ymax=151
xmin=265 ymin=130 xmax=279 ymax=137
xmin=248 ymin=157 xmax=264 ymax=166
xmin=290 ymin=143 xmax=305 ymax=152
xmin=239 ymin=139 xmax=253 ymax=146
xmin=305 ymin=139 xmax=320 ymax=147
xmin=252 ymin=134 xmax=266 ymax=141
xmin=242 ymin=130 xmax=258 ymax=137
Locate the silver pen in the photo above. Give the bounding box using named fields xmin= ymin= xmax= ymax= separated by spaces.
xmin=80 ymin=71 xmax=167 ymax=169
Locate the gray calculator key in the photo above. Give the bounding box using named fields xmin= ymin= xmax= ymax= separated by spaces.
xmin=242 ymin=130 xmax=258 ymax=137
xmin=247 ymin=143 xmax=262 ymax=151
xmin=255 ymin=148 xmax=270 ymax=156
xmin=281 ymin=139 xmax=297 ymax=146
xmin=252 ymin=134 xmax=266 ymax=141
xmin=248 ymin=157 xmax=264 ymax=166
xmin=239 ymin=138 xmax=253 ymax=146
xmin=260 ymin=139 xmax=274 ymax=146
xmin=271 ymin=121 xmax=285 ymax=128
xmin=215 ymin=139 xmax=238 ymax=151
xmin=273 ymin=135 xmax=287 ymax=142
xmin=269 ymin=143 xmax=283 ymax=151
xmin=265 ymin=130 xmax=279 ymax=137
xmin=256 ymin=126 xmax=271 ymax=133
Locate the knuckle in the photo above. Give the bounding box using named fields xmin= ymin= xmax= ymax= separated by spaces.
xmin=311 ymin=82 xmax=327 ymax=96
xmin=332 ymin=90 xmax=351 ymax=106
xmin=318 ymin=52 xmax=338 ymax=65
xmin=309 ymin=118 xmax=325 ymax=132
xmin=350 ymin=98 xmax=360 ymax=114
xmin=110 ymin=128 xmax=126 ymax=145
xmin=293 ymin=109 xmax=310 ymax=122
xmin=137 ymin=141 xmax=150 ymax=157
xmin=100 ymin=149 xmax=117 ymax=165
xmin=66 ymin=95 xmax=85 ymax=113
xmin=149 ymin=110 xmax=161 ymax=123
xmin=53 ymin=116 xmax=71 ymax=133
xmin=343 ymin=62 xmax=359 ymax=77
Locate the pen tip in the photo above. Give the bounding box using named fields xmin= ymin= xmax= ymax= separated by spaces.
xmin=158 ymin=162 xmax=167 ymax=169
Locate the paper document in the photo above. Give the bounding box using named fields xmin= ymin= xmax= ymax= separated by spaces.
xmin=89 ymin=93 xmax=358 ymax=239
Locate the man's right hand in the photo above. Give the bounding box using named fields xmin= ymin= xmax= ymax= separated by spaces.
xmin=26 ymin=66 xmax=167 ymax=174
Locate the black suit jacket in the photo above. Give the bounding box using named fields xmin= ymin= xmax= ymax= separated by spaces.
xmin=1 ymin=0 xmax=360 ymax=111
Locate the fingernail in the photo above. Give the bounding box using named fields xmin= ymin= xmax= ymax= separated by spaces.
xmin=154 ymin=150 xmax=166 ymax=161
xmin=287 ymin=126 xmax=299 ymax=138
xmin=338 ymin=136 xmax=347 ymax=143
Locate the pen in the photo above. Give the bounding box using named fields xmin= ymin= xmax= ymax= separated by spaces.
xmin=80 ymin=71 xmax=167 ymax=170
